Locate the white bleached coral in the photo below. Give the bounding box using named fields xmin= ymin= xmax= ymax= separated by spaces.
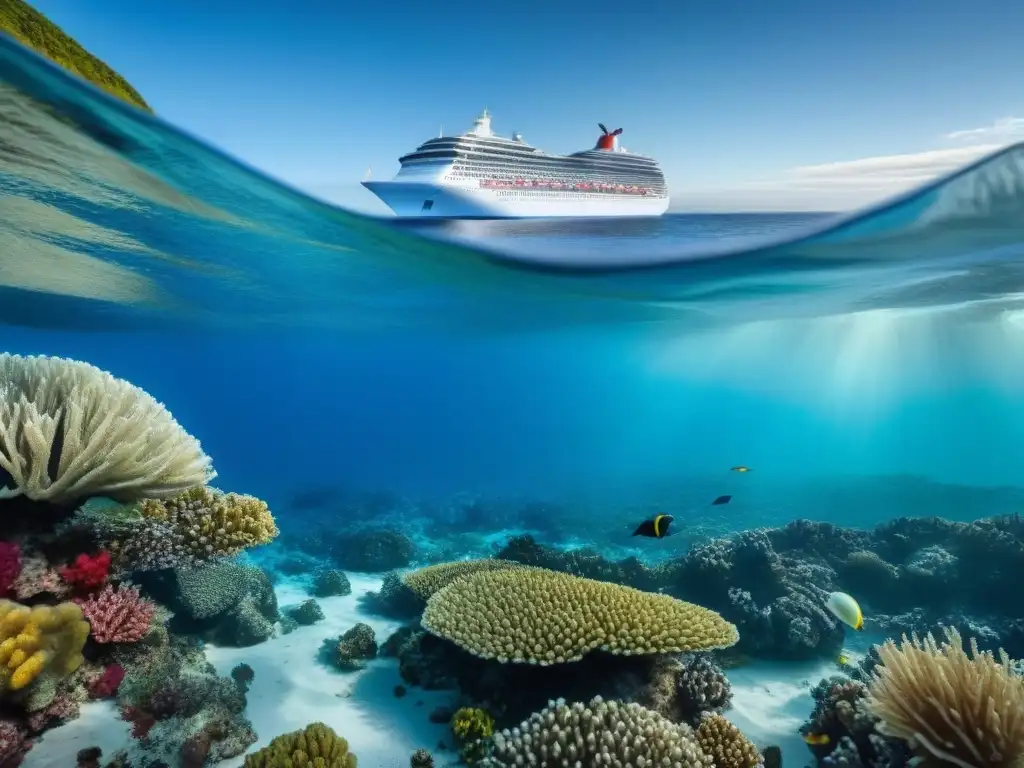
xmin=0 ymin=354 xmax=214 ymax=504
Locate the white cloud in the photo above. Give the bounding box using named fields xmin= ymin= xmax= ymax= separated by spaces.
xmin=945 ymin=116 xmax=1024 ymax=143
xmin=673 ymin=117 xmax=1024 ymax=212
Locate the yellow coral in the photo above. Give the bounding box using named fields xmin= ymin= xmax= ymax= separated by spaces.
xmin=0 ymin=599 xmax=88 ymax=694
xmin=141 ymin=486 xmax=279 ymax=558
xmin=422 ymin=567 xmax=739 ymax=665
xmin=696 ymin=713 xmax=762 ymax=768
xmin=402 ymin=559 xmax=532 ymax=600
xmin=242 ymin=722 xmax=357 ymax=768
xmin=451 ymin=707 xmax=494 ymax=742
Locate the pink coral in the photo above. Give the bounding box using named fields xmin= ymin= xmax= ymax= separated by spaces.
xmin=0 ymin=718 xmax=32 ymax=766
xmin=0 ymin=543 xmax=20 ymax=597
xmin=13 ymin=553 xmax=69 ymax=601
xmin=88 ymin=664 xmax=125 ymax=698
xmin=74 ymin=584 xmax=156 ymax=643
xmin=26 ymin=695 xmax=80 ymax=733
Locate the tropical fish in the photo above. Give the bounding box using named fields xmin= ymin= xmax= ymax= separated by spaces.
xmin=730 ymin=466 xmax=752 ymax=473
xmin=711 ymin=495 xmax=732 ymax=506
xmin=802 ymin=733 xmax=831 ymax=746
xmin=825 ymin=591 xmax=864 ymax=631
xmin=836 ymin=652 xmax=851 ymax=667
xmin=631 ymin=514 xmax=675 ymax=538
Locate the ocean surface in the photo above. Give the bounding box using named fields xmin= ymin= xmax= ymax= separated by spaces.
xmin=2 ymin=30 xmax=1024 ymax=533
xmin=3 ymin=32 xmax=1024 ymax=768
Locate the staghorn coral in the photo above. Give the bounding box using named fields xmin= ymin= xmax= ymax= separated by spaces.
xmin=401 ymin=559 xmax=529 ymax=600
xmin=107 ymin=486 xmax=278 ymax=571
xmin=0 ymin=598 xmax=89 ymax=697
xmin=0 ymin=353 xmax=214 ymax=505
xmin=243 ymin=721 xmax=357 ymax=768
xmin=422 ymin=567 xmax=738 ymax=665
xmin=866 ymin=626 xmax=1024 ymax=768
xmin=74 ymin=584 xmax=155 ymax=643
xmin=695 ymin=712 xmax=761 ymax=768
xmin=484 ymin=696 xmax=713 ymax=768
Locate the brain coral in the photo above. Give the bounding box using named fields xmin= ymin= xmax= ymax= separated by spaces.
xmin=484 ymin=696 xmax=713 ymax=768
xmin=0 ymin=354 xmax=214 ymax=504
xmin=401 ymin=559 xmax=530 ymax=600
xmin=422 ymin=567 xmax=739 ymax=665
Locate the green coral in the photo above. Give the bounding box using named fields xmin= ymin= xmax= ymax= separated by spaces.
xmin=451 ymin=707 xmax=494 ymax=764
xmin=243 ymin=722 xmax=357 ymax=768
xmin=287 ymin=600 xmax=324 ymax=626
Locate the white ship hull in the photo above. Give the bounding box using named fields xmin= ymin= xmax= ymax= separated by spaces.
xmin=362 ymin=180 xmax=669 ymax=219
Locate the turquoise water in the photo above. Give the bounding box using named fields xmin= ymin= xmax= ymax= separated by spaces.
xmin=1 ymin=33 xmax=1024 ymax=512
xmin=4 ymin=33 xmax=1024 ymax=768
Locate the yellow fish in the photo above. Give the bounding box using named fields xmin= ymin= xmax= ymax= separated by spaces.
xmin=730 ymin=466 xmax=752 ymax=473
xmin=836 ymin=652 xmax=851 ymax=667
xmin=803 ymin=733 xmax=831 ymax=746
xmin=825 ymin=591 xmax=864 ymax=631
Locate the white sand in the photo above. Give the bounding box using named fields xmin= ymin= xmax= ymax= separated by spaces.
xmin=26 ymin=573 xmax=456 ymax=768
xmin=25 ymin=570 xmax=845 ymax=768
xmin=726 ymin=657 xmax=840 ymax=767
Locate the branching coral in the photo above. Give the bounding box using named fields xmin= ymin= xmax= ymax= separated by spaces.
xmin=0 ymin=599 xmax=88 ymax=694
xmin=485 ymin=696 xmax=713 ymax=768
xmin=866 ymin=626 xmax=1024 ymax=768
xmin=106 ymin=486 xmax=278 ymax=571
xmin=243 ymin=722 xmax=356 ymax=768
xmin=74 ymin=584 xmax=155 ymax=643
xmin=401 ymin=559 xmax=528 ymax=600
xmin=422 ymin=567 xmax=739 ymax=665
xmin=0 ymin=353 xmax=214 ymax=504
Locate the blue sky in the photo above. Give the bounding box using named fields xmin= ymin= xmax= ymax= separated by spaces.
xmin=27 ymin=0 xmax=1024 ymax=213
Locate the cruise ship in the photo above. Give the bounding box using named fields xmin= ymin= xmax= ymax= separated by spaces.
xmin=362 ymin=110 xmax=670 ymax=218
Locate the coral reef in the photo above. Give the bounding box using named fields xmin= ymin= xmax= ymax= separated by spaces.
xmin=421 ymin=566 xmax=738 ymax=664
xmin=0 ymin=353 xmax=214 ymax=506
xmin=410 ymin=747 xmax=434 ymax=768
xmin=331 ymin=529 xmax=416 ymax=572
xmin=866 ymin=626 xmax=1024 ymax=768
xmin=74 ymin=584 xmax=155 ymax=643
xmin=103 ymin=487 xmax=279 ymax=571
xmin=451 ymin=706 xmax=494 ymax=764
xmin=311 ymin=569 xmax=351 ymax=598
xmin=286 ymin=599 xmax=325 ymax=626
xmin=243 ymin=721 xmax=356 ymax=768
xmin=484 ymin=696 xmax=714 ymax=768
xmin=332 ymin=623 xmax=378 ymax=671
xmin=400 ymin=559 xmax=527 ymax=601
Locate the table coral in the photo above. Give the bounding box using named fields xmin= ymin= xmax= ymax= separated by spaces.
xmin=422 ymin=566 xmax=739 ymax=665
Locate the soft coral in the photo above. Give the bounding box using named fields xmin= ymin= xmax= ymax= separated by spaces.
xmin=59 ymin=551 xmax=111 ymax=591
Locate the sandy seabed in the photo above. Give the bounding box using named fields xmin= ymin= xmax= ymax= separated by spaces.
xmin=26 ymin=573 xmax=824 ymax=767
